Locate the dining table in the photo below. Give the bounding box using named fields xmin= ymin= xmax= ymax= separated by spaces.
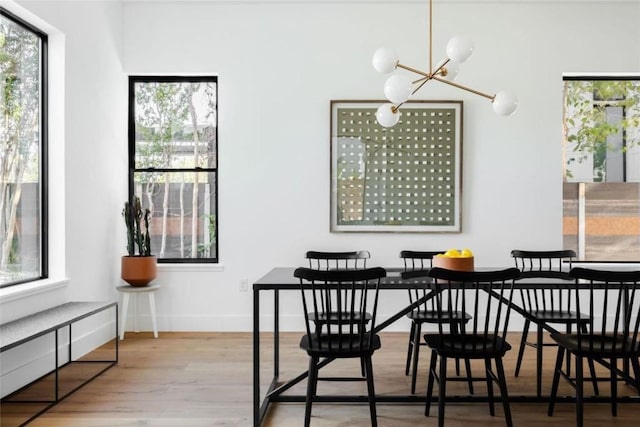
xmin=252 ymin=266 xmax=640 ymax=427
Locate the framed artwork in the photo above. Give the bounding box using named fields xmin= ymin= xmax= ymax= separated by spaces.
xmin=330 ymin=100 xmax=463 ymax=232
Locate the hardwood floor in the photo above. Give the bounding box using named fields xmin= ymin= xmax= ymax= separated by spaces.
xmin=1 ymin=332 xmax=638 ymax=426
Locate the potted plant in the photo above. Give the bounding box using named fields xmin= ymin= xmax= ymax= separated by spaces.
xmin=121 ymin=196 xmax=156 ymax=287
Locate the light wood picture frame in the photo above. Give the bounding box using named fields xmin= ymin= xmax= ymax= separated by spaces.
xmin=330 ymin=100 xmax=463 ymax=232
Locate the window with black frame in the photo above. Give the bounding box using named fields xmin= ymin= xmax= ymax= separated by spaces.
xmin=562 ymin=76 xmax=640 ymax=261
xmin=0 ymin=9 xmax=48 ymax=288
xmin=128 ymin=76 xmax=218 ymax=263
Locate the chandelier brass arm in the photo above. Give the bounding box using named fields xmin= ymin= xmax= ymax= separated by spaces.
xmin=431 ymin=76 xmax=495 ymax=100
xmin=396 ymin=63 xmax=431 ymax=78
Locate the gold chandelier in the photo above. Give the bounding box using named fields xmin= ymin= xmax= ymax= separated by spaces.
xmin=372 ymin=0 xmax=518 ymax=127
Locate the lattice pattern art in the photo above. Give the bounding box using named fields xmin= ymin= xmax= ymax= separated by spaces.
xmin=330 ymin=100 xmax=462 ymax=232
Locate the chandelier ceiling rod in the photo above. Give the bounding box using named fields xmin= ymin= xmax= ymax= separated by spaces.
xmin=372 ymin=0 xmax=518 ymax=127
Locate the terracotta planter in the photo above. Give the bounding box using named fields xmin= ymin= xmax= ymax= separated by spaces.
xmin=121 ymin=255 xmax=157 ymax=287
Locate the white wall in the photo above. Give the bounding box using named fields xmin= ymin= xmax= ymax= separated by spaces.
xmin=2 ymin=2 xmax=640 ymax=395
xmin=122 ymin=0 xmax=640 ymax=331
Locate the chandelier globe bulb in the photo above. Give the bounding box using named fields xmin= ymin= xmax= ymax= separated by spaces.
xmin=446 ymin=36 xmax=474 ymax=63
xmin=492 ymin=91 xmax=518 ymax=116
xmin=372 ymin=47 xmax=399 ymax=74
xmin=384 ymin=74 xmax=413 ymax=104
xmin=376 ymin=103 xmax=401 ymax=128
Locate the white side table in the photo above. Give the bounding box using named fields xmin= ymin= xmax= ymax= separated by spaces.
xmin=116 ymin=284 xmax=160 ymax=340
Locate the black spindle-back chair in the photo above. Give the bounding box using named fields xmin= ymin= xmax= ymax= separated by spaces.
xmin=511 ymin=249 xmax=598 ymax=397
xmin=305 ymin=250 xmax=372 ymax=376
xmin=548 ymin=267 xmax=640 ymax=427
xmin=400 ymin=250 xmax=473 ymax=394
xmin=294 ymin=267 xmax=386 ymax=427
xmin=426 ymin=267 xmax=521 ymax=427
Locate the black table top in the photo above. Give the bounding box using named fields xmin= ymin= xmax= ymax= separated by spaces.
xmin=253 ymin=267 xmax=574 ymax=291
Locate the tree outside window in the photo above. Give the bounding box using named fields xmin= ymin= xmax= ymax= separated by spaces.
xmin=563 ymin=77 xmax=640 ymax=260
xmin=0 ymin=9 xmax=46 ymax=287
xmin=129 ymin=76 xmax=218 ymax=262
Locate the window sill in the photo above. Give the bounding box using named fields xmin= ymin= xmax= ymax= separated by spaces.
xmin=0 ymin=277 xmax=70 ymax=304
xmin=157 ymin=263 xmax=225 ymax=273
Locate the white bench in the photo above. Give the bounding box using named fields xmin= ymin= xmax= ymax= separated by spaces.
xmin=0 ymin=301 xmax=118 ymax=425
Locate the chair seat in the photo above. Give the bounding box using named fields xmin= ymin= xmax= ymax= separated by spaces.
xmin=529 ymin=310 xmax=589 ymax=324
xmin=424 ymin=333 xmax=512 ymax=358
xmin=300 ymin=333 xmax=381 ymax=357
xmin=309 ymin=311 xmax=371 ymax=324
xmin=550 ymin=333 xmax=640 ymax=358
xmin=407 ymin=310 xmax=471 ymax=323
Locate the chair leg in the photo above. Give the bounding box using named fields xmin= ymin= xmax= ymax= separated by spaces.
xmin=580 ymin=323 xmax=599 ymax=396
xmin=464 ymin=358 xmax=474 ymax=395
xmin=305 ymin=356 xmax=318 ymax=427
xmin=514 ymin=319 xmax=530 ymax=377
xmin=548 ymin=346 xmax=565 ymax=416
xmin=363 ymin=354 xmax=378 ymax=427
xmin=405 ymin=322 xmax=416 ymax=375
xmin=536 ymin=326 xmax=543 ymax=397
xmin=587 ymin=357 xmax=599 ymax=396
xmin=484 ymin=358 xmax=495 ymax=416
xmin=425 ymin=351 xmax=437 ymax=417
xmin=437 ymin=356 xmax=447 ymax=427
xmin=410 ymin=323 xmax=422 ymax=394
xmin=610 ymin=357 xmax=617 ymax=417
xmin=566 ymin=323 xmax=573 ymax=376
xmin=631 ymin=357 xmax=640 ymax=391
xmin=575 ymin=355 xmax=584 ymax=427
xmin=357 ymin=325 xmax=365 ymax=377
xmin=453 ymin=324 xmax=461 ymax=377
xmin=495 ymin=357 xmax=513 ymax=427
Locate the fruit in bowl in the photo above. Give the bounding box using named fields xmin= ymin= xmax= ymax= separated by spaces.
xmin=433 ymin=248 xmax=474 ymax=271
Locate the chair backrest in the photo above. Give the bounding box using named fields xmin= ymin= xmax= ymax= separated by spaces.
xmin=511 ymin=249 xmax=575 ymax=278
xmin=427 ymin=267 xmax=521 ymax=352
xmin=400 ymin=250 xmax=446 ymax=309
xmin=512 ymin=249 xmax=576 ymax=314
xmin=400 ymin=250 xmax=444 ymax=271
xmin=306 ymin=250 xmax=370 ymax=270
xmin=569 ymin=267 xmax=640 ymax=355
xmin=294 ymin=267 xmax=386 ymax=352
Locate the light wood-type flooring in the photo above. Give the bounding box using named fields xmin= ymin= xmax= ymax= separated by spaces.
xmin=1 ymin=332 xmax=639 ymax=426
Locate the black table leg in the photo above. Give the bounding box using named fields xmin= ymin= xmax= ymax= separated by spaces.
xmin=253 ymin=287 xmax=261 ymax=427
xmin=274 ymin=289 xmax=279 ymax=377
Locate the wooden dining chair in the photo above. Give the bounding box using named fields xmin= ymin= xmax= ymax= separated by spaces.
xmin=548 ymin=267 xmax=640 ymax=427
xmin=425 ymin=267 xmax=521 ymax=427
xmin=294 ymin=266 xmax=386 ymax=427
xmin=400 ymin=250 xmax=473 ymax=395
xmin=511 ymin=249 xmax=598 ymax=397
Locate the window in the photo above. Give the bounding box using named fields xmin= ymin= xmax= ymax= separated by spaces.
xmin=128 ymin=76 xmax=218 ymax=263
xmin=562 ymin=76 xmax=640 ymax=261
xmin=0 ymin=9 xmax=47 ymax=287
